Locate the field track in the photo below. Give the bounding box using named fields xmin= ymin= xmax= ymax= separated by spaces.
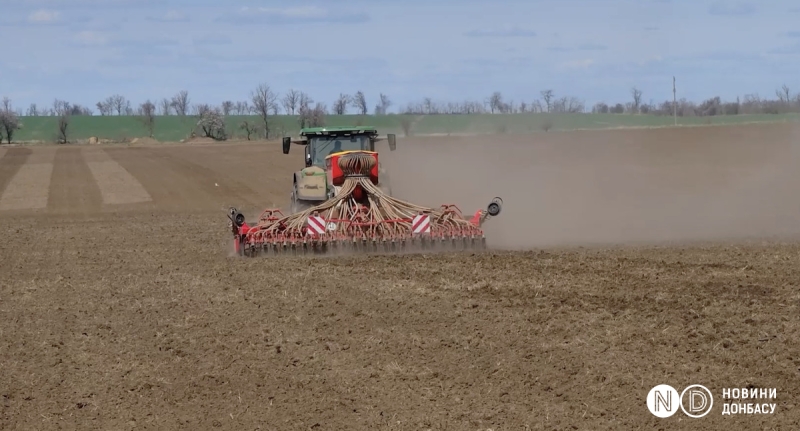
xmin=1 ymin=123 xmax=799 ymax=429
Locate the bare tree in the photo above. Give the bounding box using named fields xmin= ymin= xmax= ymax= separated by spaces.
xmin=109 ymin=95 xmax=122 ymax=115
xmin=53 ymin=99 xmax=72 ymax=116
xmin=540 ymin=90 xmax=554 ymax=112
xmin=239 ymin=120 xmax=259 ymax=140
xmin=99 ymin=97 xmax=112 ymax=115
xmin=103 ymin=94 xmax=127 ymax=115
xmin=333 ymin=93 xmax=350 ymax=115
xmin=234 ymin=101 xmax=250 ymax=115
xmin=776 ymin=84 xmax=790 ymax=104
xmin=221 ymin=101 xmax=234 ymax=116
xmin=102 ymin=96 xmax=120 ymax=114
xmin=69 ymin=104 xmax=93 ymax=116
xmin=489 ymin=92 xmax=503 ymax=113
xmin=171 ymin=90 xmax=190 ymax=116
xmin=121 ymin=98 xmax=131 ymax=115
xmin=351 ymin=91 xmax=367 ymax=115
xmin=57 ymin=114 xmax=70 ymax=144
xmin=250 ymin=83 xmax=279 ymax=139
xmin=420 ymin=98 xmax=431 ymax=114
xmin=422 ymin=97 xmax=441 ymax=114
xmin=159 ymin=98 xmax=172 ymax=115
xmin=282 ymin=89 xmax=300 ymax=115
xmin=0 ymin=98 xmax=21 ymax=144
xmin=309 ymin=103 xmax=326 ymax=127
xmin=550 ymin=96 xmax=585 ymax=113
xmin=96 ymin=101 xmax=111 ymax=116
xmin=191 ymin=103 xmax=210 ymax=116
xmin=592 ymin=102 xmax=609 ymax=113
xmin=374 ymin=93 xmax=392 ymax=115
xmin=26 ymin=103 xmax=38 ymax=116
xmin=631 ymin=87 xmax=642 ymax=114
xmin=297 ymin=92 xmax=315 ymax=128
xmin=138 ymin=100 xmax=156 ymax=137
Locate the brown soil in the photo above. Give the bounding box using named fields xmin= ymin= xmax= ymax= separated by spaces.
xmin=129 ymin=137 xmax=160 ymax=146
xmin=184 ymin=136 xmax=220 ymax=145
xmin=1 ymin=124 xmax=798 ymax=430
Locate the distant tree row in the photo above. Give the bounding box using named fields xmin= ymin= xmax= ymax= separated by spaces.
xmin=401 ymin=86 xmax=800 ymax=117
xmin=1 ymin=83 xmax=799 ymax=144
xmin=4 ymin=83 xmax=799 ymax=119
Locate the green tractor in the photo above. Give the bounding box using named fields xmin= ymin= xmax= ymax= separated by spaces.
xmin=282 ymin=126 xmax=397 ymax=213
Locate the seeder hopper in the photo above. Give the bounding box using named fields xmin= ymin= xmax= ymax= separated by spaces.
xmin=227 ymin=127 xmax=502 ymax=257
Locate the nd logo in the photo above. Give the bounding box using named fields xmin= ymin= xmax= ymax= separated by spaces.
xmin=647 ymin=384 xmax=713 ymax=418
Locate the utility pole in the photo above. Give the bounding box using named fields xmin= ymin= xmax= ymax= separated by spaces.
xmin=673 ymin=76 xmax=677 ymax=126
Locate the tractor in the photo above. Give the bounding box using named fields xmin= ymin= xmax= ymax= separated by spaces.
xmin=282 ymin=126 xmax=396 ymax=213
xmin=226 ymin=127 xmax=504 ymax=257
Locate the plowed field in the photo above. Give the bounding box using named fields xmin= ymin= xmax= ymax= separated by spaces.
xmin=1 ymin=124 xmax=799 ymax=430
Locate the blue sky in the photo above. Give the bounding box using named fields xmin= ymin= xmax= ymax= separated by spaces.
xmin=1 ymin=0 xmax=800 ymax=112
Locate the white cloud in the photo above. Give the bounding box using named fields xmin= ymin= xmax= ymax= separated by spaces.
xmin=220 ymin=6 xmax=368 ymax=24
xmin=28 ymin=9 xmax=60 ymax=23
xmin=74 ymin=31 xmax=107 ymax=46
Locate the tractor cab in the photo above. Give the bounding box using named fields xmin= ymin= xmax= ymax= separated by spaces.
xmin=282 ymin=127 xmax=396 ymax=213
xmin=283 ymin=127 xmax=395 ymax=167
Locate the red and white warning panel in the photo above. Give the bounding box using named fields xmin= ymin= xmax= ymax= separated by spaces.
xmin=412 ymin=213 xmax=431 ymax=234
xmin=306 ymin=215 xmax=327 ymax=235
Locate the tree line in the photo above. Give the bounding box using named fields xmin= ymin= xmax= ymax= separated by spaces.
xmin=1 ymin=83 xmax=799 ymax=144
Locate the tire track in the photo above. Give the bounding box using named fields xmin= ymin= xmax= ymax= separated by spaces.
xmin=104 ymin=147 xmax=206 ymax=212
xmin=47 ymin=147 xmax=103 ymax=215
xmin=0 ymin=147 xmax=31 ymax=201
xmin=105 ymin=147 xmax=259 ymax=213
xmin=0 ymin=147 xmax=55 ymax=212
xmin=83 ymin=148 xmax=151 ymax=205
xmin=107 ymin=147 xmax=264 ymax=213
xmin=166 ymin=145 xmax=293 ymax=211
xmin=156 ymin=147 xmax=265 ymax=209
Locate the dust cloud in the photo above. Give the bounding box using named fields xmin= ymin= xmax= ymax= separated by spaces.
xmin=379 ymin=123 xmax=800 ymax=249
